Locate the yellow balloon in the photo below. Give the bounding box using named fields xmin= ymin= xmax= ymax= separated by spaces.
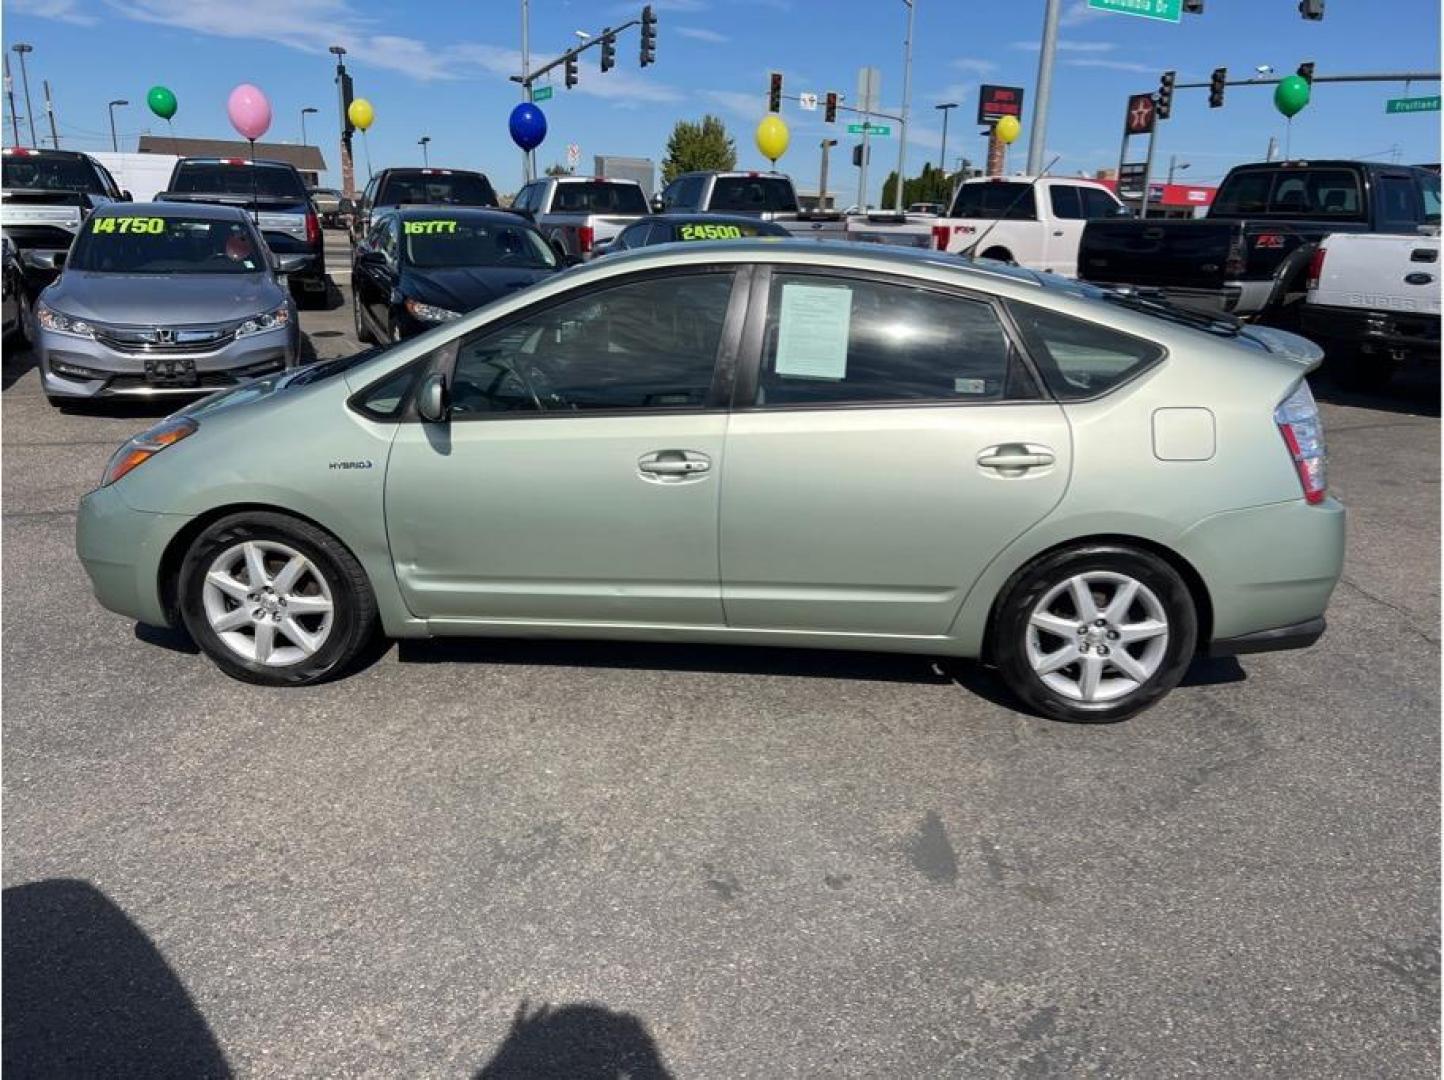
xmin=755 ymin=114 xmax=790 ymax=163
xmin=994 ymin=114 xmax=1021 ymax=145
xmin=348 ymin=98 xmax=375 ymax=132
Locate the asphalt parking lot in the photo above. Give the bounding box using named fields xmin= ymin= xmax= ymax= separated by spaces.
xmin=3 ymin=232 xmax=1439 ymax=1076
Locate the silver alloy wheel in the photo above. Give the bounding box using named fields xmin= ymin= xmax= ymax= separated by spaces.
xmin=1024 ymin=571 xmax=1169 ymax=705
xmin=201 ymin=540 xmax=335 ymax=666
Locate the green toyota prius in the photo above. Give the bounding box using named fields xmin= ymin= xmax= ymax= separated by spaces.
xmin=76 ymin=242 xmax=1344 ymax=722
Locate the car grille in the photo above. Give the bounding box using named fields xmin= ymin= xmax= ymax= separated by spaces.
xmin=93 ymin=324 xmax=237 ymax=354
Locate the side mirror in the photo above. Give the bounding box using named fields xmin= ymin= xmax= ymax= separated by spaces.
xmin=510 ymin=206 xmax=536 ymax=222
xmin=24 ymin=250 xmax=64 ymax=271
xmin=649 ymin=195 xmax=664 ymax=214
xmin=274 ymin=253 xmax=309 ymax=274
xmin=417 ymin=372 xmax=451 ymax=423
xmin=120 ymin=190 xmax=134 ymax=203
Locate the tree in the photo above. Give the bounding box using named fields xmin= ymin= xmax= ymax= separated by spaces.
xmin=545 ymin=162 xmax=571 ymax=177
xmin=661 ymin=115 xmax=736 ymax=184
xmin=880 ymin=162 xmax=958 ymax=210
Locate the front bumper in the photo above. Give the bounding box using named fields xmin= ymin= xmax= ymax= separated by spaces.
xmin=75 ymin=482 xmax=193 ymax=627
xmin=39 ymin=325 xmax=297 ymax=399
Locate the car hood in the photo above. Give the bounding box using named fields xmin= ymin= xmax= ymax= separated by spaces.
xmin=45 ymin=272 xmax=284 ymax=325
xmin=403 ymin=264 xmax=554 ymax=314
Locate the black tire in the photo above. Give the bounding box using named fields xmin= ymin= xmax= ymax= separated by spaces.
xmin=992 ymin=544 xmax=1198 ymax=723
xmin=177 ymin=512 xmax=378 ymax=687
xmin=353 ymin=289 xmax=375 ymax=344
xmin=15 ymin=288 xmax=34 ymax=347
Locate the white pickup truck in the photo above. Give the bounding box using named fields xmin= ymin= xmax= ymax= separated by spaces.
xmin=1300 ymin=230 xmax=1441 ymax=391
xmin=851 ymin=176 xmax=1130 ymax=273
xmin=511 ymin=176 xmax=652 ymax=261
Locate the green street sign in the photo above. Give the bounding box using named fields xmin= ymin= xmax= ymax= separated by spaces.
xmin=1387 ymin=95 xmax=1440 ymax=114
xmin=846 ymin=123 xmax=892 ymax=136
xmin=1088 ymin=0 xmax=1182 ymax=23
xmin=532 ymin=85 xmax=553 ymax=103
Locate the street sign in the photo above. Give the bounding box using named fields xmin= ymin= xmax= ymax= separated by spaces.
xmin=1125 ymin=92 xmax=1156 ymax=135
xmin=532 ymin=85 xmax=553 ymax=103
xmin=799 ymin=92 xmax=818 ymax=112
xmin=1088 ymin=0 xmax=1182 ymax=22
xmin=847 ymin=123 xmax=891 ymax=136
xmin=1387 ymin=95 xmax=1441 ymax=114
xmin=856 ymin=67 xmax=882 ymax=114
xmin=566 ymin=143 xmax=580 ymax=168
xmin=977 ymin=84 xmax=1025 ymax=125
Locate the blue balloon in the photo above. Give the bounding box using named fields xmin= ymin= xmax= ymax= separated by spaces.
xmin=509 ymin=103 xmax=547 ymax=152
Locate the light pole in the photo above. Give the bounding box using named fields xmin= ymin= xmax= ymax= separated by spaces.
xmin=300 ymin=106 xmax=317 ymax=145
xmin=1025 ymin=0 xmax=1061 ymax=175
xmin=12 ymin=44 xmax=36 ymax=147
xmin=330 ymin=46 xmax=357 ymax=198
xmin=1167 ymin=156 xmax=1190 ymax=184
xmin=107 ymin=99 xmax=128 ymax=153
xmin=893 ymin=0 xmax=915 ymax=213
xmin=4 ymin=55 xmax=19 ymax=146
xmin=818 ymin=137 xmax=838 ymax=211
xmin=418 ymin=135 xmax=431 ymax=166
xmin=935 ymin=102 xmax=958 ymax=178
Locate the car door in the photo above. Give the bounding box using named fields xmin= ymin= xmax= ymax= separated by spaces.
xmin=384 ymin=267 xmax=749 ymax=626
xmin=370 ymin=216 xmax=401 ymax=335
xmin=1044 ymin=183 xmax=1088 ymax=277
xmin=719 ymin=267 xmax=1072 ymax=639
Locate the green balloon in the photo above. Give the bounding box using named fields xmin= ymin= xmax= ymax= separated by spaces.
xmin=147 ymin=85 xmax=178 ymax=121
xmin=1274 ymin=75 xmax=1310 ymax=119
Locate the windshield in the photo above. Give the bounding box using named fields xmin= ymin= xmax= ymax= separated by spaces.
xmin=550 ymin=182 xmax=648 ymax=214
xmin=171 ymin=163 xmax=308 ymax=200
xmin=949 ymin=182 xmax=1038 ymax=220
xmin=381 ymin=172 xmax=498 ymax=208
xmin=709 ymin=176 xmax=799 ymax=213
xmin=402 ymin=218 xmax=556 ymax=269
xmin=68 ymin=214 xmax=266 ymax=275
xmin=3 ymin=153 xmax=106 ymax=193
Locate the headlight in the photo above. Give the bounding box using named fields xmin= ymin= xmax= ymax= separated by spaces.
xmin=405 ymin=298 xmax=460 ymax=323
xmin=234 ymin=304 xmax=291 ymax=338
xmin=35 ymin=301 xmax=96 ymax=339
xmin=100 ymin=416 xmax=198 ymax=487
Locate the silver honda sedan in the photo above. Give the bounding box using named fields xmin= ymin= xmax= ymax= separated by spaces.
xmin=34 ymin=202 xmax=305 ymax=405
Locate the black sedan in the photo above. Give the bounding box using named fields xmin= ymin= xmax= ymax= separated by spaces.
xmin=598 ymin=213 xmax=791 ymax=255
xmin=352 ymin=208 xmax=560 ymax=343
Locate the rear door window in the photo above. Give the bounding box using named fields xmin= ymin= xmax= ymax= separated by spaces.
xmin=1049 ymin=186 xmax=1084 ymax=220
xmin=1007 ymin=302 xmax=1165 ymax=400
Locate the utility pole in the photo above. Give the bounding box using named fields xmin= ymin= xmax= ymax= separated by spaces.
xmin=1025 ymin=0 xmax=1060 ymax=175
xmin=107 ymin=99 xmax=127 ymax=153
xmin=935 ymin=102 xmax=957 ymax=179
xmin=43 ymin=79 xmax=58 ymax=148
xmin=818 ymin=138 xmax=837 ymax=211
xmin=893 ymin=0 xmax=915 ymax=213
xmin=418 ymin=135 xmax=431 ymax=167
xmin=12 ymin=44 xmax=36 ymax=147
xmin=300 ymin=106 xmax=317 ymax=146
xmin=5 ymin=56 xmax=21 ymax=147
xmin=520 ymin=0 xmax=534 ymax=183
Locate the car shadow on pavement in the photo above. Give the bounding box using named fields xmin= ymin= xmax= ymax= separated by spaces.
xmin=2 ymin=879 xmax=232 ymax=1078
xmin=1311 ymin=365 xmax=1440 ymax=420
xmin=473 ymin=1000 xmax=674 ymax=1079
xmin=2 ymin=343 xmax=37 ymax=391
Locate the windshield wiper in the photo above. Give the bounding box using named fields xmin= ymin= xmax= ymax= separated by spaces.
xmin=1099 ymin=286 xmax=1243 ymax=338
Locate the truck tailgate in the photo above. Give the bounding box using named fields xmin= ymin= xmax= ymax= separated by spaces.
xmin=1080 ymin=219 xmax=1238 ymax=289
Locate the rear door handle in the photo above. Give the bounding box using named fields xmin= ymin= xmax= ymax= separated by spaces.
xmin=978 ymin=443 xmax=1056 ymax=473
xmin=638 ymin=450 xmax=711 ymax=481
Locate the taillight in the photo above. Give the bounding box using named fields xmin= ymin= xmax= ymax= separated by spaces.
xmin=577 ymin=225 xmax=595 ymax=253
xmin=1225 ymin=234 xmax=1246 ymax=276
xmin=305 ymin=209 xmax=320 ymax=246
xmin=931 ymin=224 xmax=950 ymax=250
xmin=1306 ymin=245 xmax=1327 ymax=291
xmin=1275 ymin=382 xmax=1326 ymax=504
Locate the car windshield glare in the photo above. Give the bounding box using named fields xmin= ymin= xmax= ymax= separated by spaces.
xmin=403 ymin=220 xmax=557 ymax=269
xmin=68 ymin=215 xmax=267 ymax=275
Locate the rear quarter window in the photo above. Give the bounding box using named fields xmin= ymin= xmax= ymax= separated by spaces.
xmin=1007 ymin=302 xmax=1165 ymax=400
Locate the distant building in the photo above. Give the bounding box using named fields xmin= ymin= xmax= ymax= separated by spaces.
xmin=594 ymin=155 xmax=655 ymax=198
xmin=135 ymin=136 xmax=328 ymax=187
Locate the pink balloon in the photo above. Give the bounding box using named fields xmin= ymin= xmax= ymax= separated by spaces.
xmin=227 ymin=83 xmax=272 ymax=142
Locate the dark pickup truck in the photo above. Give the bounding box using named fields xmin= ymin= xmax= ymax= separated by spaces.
xmin=1079 ymin=161 xmax=1441 ymax=321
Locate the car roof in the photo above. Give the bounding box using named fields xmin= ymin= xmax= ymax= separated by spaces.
xmin=2 ymin=147 xmax=93 ymax=160
xmin=551 ymin=176 xmax=642 ymax=185
xmin=94 ymin=200 xmax=248 ymax=220
xmin=381 ymin=167 xmax=489 ymax=178
xmin=175 ymin=157 xmax=299 ymax=170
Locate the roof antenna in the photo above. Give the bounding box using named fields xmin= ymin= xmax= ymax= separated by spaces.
xmin=962 ymin=154 xmax=1062 ymax=260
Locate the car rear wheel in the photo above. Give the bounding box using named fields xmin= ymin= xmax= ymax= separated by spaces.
xmin=353 ymin=289 xmax=375 ymax=344
xmin=178 ymin=512 xmax=377 ymax=687
xmin=992 ymin=545 xmax=1197 ymax=723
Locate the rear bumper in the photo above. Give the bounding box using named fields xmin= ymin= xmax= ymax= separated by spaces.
xmin=1301 ymin=303 xmax=1441 ymax=362
xmin=1207 ymin=616 xmax=1325 ymax=657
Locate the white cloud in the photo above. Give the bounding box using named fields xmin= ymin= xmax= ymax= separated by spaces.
xmin=676 ymin=26 xmax=729 ymax=43
xmin=930 ymin=84 xmax=975 ymax=106
xmin=1060 ymin=0 xmax=1108 ymax=27
xmin=952 ymin=58 xmax=998 ymax=77
xmin=10 ymin=0 xmax=97 ymax=23
xmin=609 ymin=0 xmax=705 ymax=12
xmin=704 ymin=90 xmax=765 ymax=117
xmin=1066 ymin=58 xmax=1158 ymax=73
xmin=1012 ymin=39 xmax=1116 ymax=52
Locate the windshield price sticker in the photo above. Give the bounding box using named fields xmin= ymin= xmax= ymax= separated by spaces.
xmin=679 ymin=223 xmax=746 ymax=241
xmin=92 ymin=216 xmax=165 ymax=235
xmin=404 ymin=220 xmax=458 ymax=235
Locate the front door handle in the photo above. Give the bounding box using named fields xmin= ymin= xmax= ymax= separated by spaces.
xmin=978 ymin=443 xmax=1056 ymax=474
xmin=638 ymin=450 xmax=711 ymax=482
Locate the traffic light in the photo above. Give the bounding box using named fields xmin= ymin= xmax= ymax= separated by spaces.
xmin=768 ymin=71 xmax=783 ymax=113
xmin=852 ymin=144 xmax=869 ymax=167
xmin=1296 ymin=61 xmax=1315 ymax=84
xmin=1298 ymin=0 xmax=1324 ymax=18
xmin=640 ymin=5 xmax=657 ymax=66
xmin=824 ymin=91 xmax=837 ymax=124
xmin=1156 ymin=70 xmax=1175 ymax=121
xmin=1209 ymin=66 xmax=1227 ymax=108
xmin=600 ymin=31 xmax=615 ymax=73
xmin=1183 ymin=0 xmax=1203 ymax=11
xmin=565 ymin=54 xmax=578 ymax=89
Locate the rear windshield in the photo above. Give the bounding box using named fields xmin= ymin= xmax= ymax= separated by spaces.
xmin=170 ymin=163 xmax=308 ymax=200
xmin=949 ymin=182 xmax=1038 ymax=220
xmin=671 ymin=219 xmax=789 ymax=240
xmin=550 ymin=182 xmax=648 ymax=214
xmin=1210 ymin=168 xmax=1364 ymax=219
xmin=403 ymin=218 xmax=556 ymax=269
xmin=379 ymin=171 xmax=498 ymax=208
xmin=3 ymin=153 xmax=107 ymax=194
xmin=68 ymin=214 xmax=265 ymax=274
xmin=709 ymin=176 xmax=799 ymax=213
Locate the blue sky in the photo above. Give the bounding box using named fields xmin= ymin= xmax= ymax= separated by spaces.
xmin=6 ymin=0 xmax=1441 ymax=202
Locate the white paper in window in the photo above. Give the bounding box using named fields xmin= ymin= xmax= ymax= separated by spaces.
xmin=774 ymin=282 xmax=852 ymax=380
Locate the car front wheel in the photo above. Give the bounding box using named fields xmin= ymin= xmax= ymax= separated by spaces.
xmin=992 ymin=545 xmax=1197 ymax=723
xmin=178 ymin=512 xmax=377 ymax=686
